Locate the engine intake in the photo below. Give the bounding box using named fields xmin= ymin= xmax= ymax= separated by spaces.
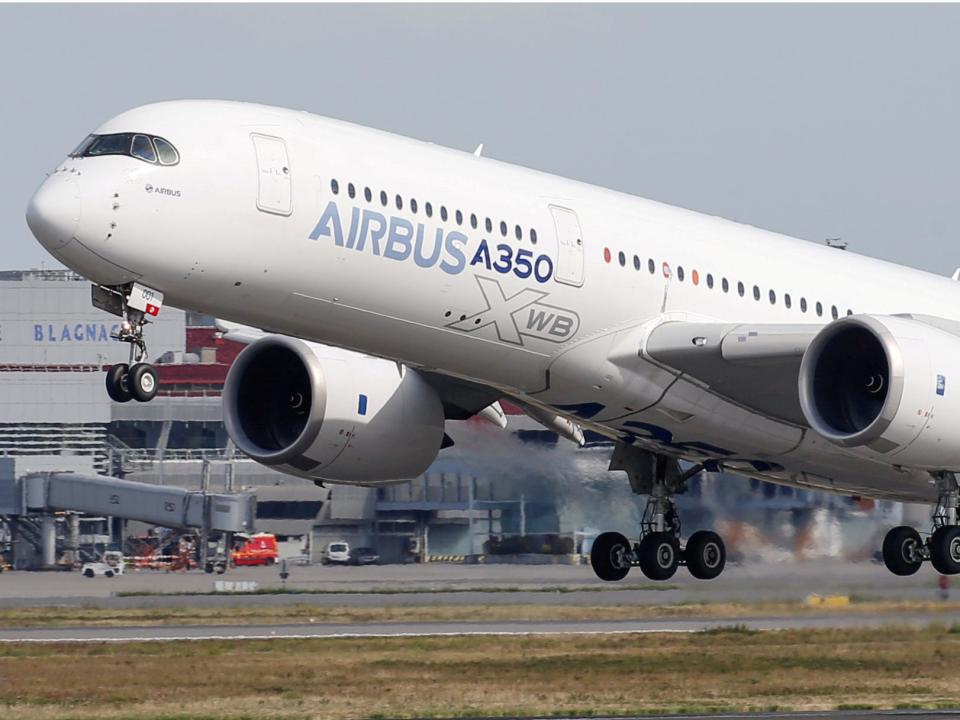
xmin=801 ymin=318 xmax=901 ymax=445
xmin=799 ymin=314 xmax=960 ymax=470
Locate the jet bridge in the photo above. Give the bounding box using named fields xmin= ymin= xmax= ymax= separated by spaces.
xmin=0 ymin=464 xmax=256 ymax=568
xmin=17 ymin=472 xmax=255 ymax=532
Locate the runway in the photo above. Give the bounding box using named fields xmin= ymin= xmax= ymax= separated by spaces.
xmin=3 ymin=610 xmax=960 ymax=643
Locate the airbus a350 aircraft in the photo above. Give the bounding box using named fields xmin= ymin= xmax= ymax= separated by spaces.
xmin=25 ymin=100 xmax=960 ymax=582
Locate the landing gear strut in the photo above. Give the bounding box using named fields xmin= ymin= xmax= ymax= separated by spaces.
xmin=96 ymin=283 xmax=162 ymax=404
xmin=882 ymin=473 xmax=960 ymax=576
xmin=591 ymin=448 xmax=727 ymax=582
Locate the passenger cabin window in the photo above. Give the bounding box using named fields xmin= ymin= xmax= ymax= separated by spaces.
xmin=71 ymin=133 xmax=180 ymax=166
xmin=530 ymin=228 xmax=538 ymax=245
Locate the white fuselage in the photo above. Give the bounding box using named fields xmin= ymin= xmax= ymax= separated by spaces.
xmin=29 ymin=100 xmax=960 ymax=503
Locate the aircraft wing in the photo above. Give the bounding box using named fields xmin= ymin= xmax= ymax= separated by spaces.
xmin=641 ymin=321 xmax=823 ymax=426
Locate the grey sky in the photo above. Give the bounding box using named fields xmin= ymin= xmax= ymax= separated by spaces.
xmin=3 ymin=3 xmax=960 ymax=274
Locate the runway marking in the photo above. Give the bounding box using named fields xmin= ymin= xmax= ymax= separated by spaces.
xmin=0 ymin=628 xmax=701 ymax=644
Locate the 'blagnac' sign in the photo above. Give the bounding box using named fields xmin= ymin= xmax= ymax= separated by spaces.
xmin=33 ymin=322 xmax=120 ymax=343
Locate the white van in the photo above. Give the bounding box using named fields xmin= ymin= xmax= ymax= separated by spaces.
xmin=321 ymin=541 xmax=350 ymax=565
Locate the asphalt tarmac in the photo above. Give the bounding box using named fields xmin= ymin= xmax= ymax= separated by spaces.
xmin=0 ymin=559 xmax=952 ymax=609
xmin=2 ymin=609 xmax=959 ymax=643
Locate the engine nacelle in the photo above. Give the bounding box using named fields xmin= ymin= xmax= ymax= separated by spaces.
xmin=799 ymin=314 xmax=960 ymax=470
xmin=223 ymin=336 xmax=445 ymax=484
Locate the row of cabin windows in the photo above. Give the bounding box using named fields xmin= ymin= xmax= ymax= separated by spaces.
xmin=329 ymin=179 xmax=539 ymax=245
xmin=610 ymin=248 xmax=852 ymax=320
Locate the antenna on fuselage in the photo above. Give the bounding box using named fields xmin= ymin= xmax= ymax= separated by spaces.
xmin=473 ymin=143 xmax=484 ymax=157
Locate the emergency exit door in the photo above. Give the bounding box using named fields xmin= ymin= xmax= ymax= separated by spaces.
xmin=550 ymin=205 xmax=584 ymax=287
xmin=252 ymin=134 xmax=292 ymax=216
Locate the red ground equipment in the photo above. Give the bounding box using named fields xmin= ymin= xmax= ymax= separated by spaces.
xmin=231 ymin=533 xmax=279 ymax=566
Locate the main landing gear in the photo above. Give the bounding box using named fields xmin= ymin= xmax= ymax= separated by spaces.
xmin=591 ymin=448 xmax=727 ymax=582
xmin=95 ymin=283 xmax=162 ymax=404
xmin=882 ymin=473 xmax=960 ymax=576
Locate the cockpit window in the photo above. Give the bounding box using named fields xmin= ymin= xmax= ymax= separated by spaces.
xmin=70 ymin=135 xmax=97 ymax=157
xmin=85 ymin=133 xmax=135 ymax=157
xmin=69 ymin=132 xmax=180 ymax=166
xmin=131 ymin=134 xmax=157 ymax=163
xmin=153 ymin=137 xmax=179 ymax=166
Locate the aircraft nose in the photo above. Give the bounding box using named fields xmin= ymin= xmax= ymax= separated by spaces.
xmin=26 ymin=173 xmax=81 ymax=251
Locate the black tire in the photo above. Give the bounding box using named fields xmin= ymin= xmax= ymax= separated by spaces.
xmin=882 ymin=526 xmax=924 ymax=576
xmin=128 ymin=363 xmax=159 ymax=403
xmin=930 ymin=526 xmax=960 ymax=575
xmin=104 ymin=570 xmax=114 ymax=578
xmin=637 ymin=532 xmax=680 ymax=581
xmin=83 ymin=568 xmax=95 ymax=578
xmin=685 ymin=530 xmax=726 ymax=580
xmin=590 ymin=531 xmax=631 ymax=582
xmin=105 ymin=363 xmax=132 ymax=403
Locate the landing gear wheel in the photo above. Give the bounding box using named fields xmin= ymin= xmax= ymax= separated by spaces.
xmin=128 ymin=363 xmax=158 ymax=403
xmin=882 ymin=526 xmax=923 ymax=576
xmin=637 ymin=531 xmax=680 ymax=581
xmin=105 ymin=363 xmax=132 ymax=403
xmin=685 ymin=530 xmax=726 ymax=580
xmin=590 ymin=531 xmax=632 ymax=582
xmin=930 ymin=526 xmax=960 ymax=575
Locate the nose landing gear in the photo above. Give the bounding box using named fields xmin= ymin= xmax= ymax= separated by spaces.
xmin=881 ymin=473 xmax=960 ymax=576
xmin=590 ymin=447 xmax=727 ymax=582
xmin=95 ymin=283 xmax=163 ymax=404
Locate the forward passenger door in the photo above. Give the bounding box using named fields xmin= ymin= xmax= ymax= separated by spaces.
xmin=251 ymin=134 xmax=292 ymax=216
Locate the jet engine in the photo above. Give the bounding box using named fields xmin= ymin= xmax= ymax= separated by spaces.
xmin=223 ymin=335 xmax=445 ymax=484
xmin=799 ymin=314 xmax=960 ymax=470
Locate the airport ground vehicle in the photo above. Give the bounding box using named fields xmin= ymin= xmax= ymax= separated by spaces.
xmin=349 ymin=547 xmax=380 ymax=566
xmin=81 ymin=550 xmax=124 ymax=578
xmin=231 ymin=533 xmax=278 ymax=567
xmin=321 ymin=542 xmax=350 ymax=566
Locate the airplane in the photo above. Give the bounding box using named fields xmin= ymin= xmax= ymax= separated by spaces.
xmin=24 ymin=99 xmax=960 ymax=583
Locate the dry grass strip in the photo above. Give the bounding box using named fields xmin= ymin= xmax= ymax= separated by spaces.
xmin=2 ymin=626 xmax=960 ymax=719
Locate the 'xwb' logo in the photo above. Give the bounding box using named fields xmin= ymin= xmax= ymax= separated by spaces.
xmin=446 ymin=276 xmax=580 ymax=345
